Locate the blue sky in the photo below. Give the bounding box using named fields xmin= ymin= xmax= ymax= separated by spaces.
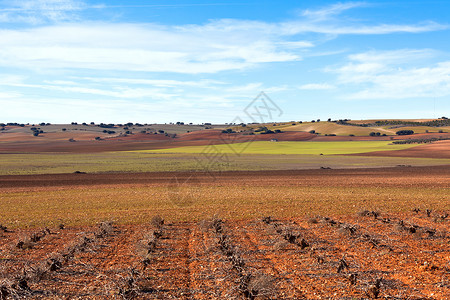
xmin=0 ymin=0 xmax=449 ymax=124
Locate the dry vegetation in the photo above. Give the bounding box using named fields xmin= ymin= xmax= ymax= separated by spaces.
xmin=0 ymin=160 xmax=448 ymax=298
xmin=0 ymin=209 xmax=448 ymax=299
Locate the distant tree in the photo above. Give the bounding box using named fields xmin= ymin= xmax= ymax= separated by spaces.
xmin=255 ymin=126 xmax=268 ymax=132
xmin=274 ymin=129 xmax=282 ymax=133
xmin=311 ymin=120 xmax=315 ymax=123
xmin=317 ymin=119 xmax=320 ymax=122
xmin=369 ymin=132 xmax=376 ymax=136
xmin=33 ymin=131 xmax=39 ymax=136
xmin=328 ymin=118 xmax=331 ymax=122
xmin=221 ymin=128 xmax=234 ymax=134
xmin=261 ymin=130 xmax=274 ymax=134
xmin=396 ymin=130 xmax=414 ymax=135
xmin=309 ymin=130 xmax=316 ymax=134
xmin=62 ymin=128 xmax=67 ymax=131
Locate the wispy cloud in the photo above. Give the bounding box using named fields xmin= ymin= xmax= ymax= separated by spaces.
xmin=0 ymin=15 xmax=445 ymax=75
xmin=301 ymin=2 xmax=366 ymax=21
xmin=1 ymin=2 xmax=449 ymax=122
xmin=298 ymin=83 xmax=335 ymax=90
xmin=0 ymin=0 xmax=85 ymax=23
xmin=0 ymin=22 xmax=301 ymax=73
xmin=78 ymin=77 xmax=225 ymax=88
xmin=0 ymin=91 xmax=22 ymax=98
xmin=332 ymin=49 xmax=450 ymax=99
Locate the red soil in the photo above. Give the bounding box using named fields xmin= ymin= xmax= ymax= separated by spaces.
xmin=0 ymin=167 xmax=448 ymax=298
xmin=0 ymin=130 xmax=315 ymax=153
xmin=1 ymin=166 xmax=448 ymax=190
xmin=1 ymin=213 xmax=448 ymax=299
xmin=351 ymin=140 xmax=450 ymax=159
xmin=0 ymin=128 xmax=448 ymax=160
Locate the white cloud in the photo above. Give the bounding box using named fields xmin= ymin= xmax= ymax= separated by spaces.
xmin=332 ymin=49 xmax=450 ymax=99
xmin=0 ymin=23 xmax=301 ymax=74
xmin=0 ymin=0 xmax=85 ymax=23
xmin=0 ymin=1 xmax=446 ymax=75
xmin=78 ymin=77 xmax=225 ymax=88
xmin=298 ymin=83 xmax=335 ymax=90
xmin=0 ymin=80 xmax=178 ymax=99
xmin=301 ymin=2 xmax=366 ymax=21
xmin=0 ymin=91 xmax=21 ymax=98
xmin=280 ymin=21 xmax=446 ymax=35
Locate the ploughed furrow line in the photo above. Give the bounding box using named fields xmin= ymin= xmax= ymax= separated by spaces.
xmin=0 ymin=226 xmax=74 ymax=280
xmin=354 ymin=212 xmax=450 ymax=299
xmin=311 ymin=215 xmax=445 ymax=299
xmin=188 ymin=221 xmax=237 ymax=299
xmin=0 ymin=224 xmax=18 ymax=250
xmin=260 ymin=216 xmax=374 ymax=299
xmin=139 ymin=220 xmax=192 ymax=299
xmin=205 ymin=217 xmax=278 ymax=300
xmin=407 ymin=208 xmax=449 ymax=233
xmin=24 ymin=221 xmax=124 ymax=299
xmin=0 ymin=222 xmax=119 ymax=299
xmin=229 ymin=220 xmax=306 ymax=299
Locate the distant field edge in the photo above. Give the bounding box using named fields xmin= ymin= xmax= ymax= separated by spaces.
xmin=0 ymin=165 xmax=449 ymax=189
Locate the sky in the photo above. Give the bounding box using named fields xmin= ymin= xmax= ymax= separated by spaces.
xmin=0 ymin=0 xmax=449 ymax=124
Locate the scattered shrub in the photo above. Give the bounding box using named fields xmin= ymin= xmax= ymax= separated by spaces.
xmin=396 ymin=130 xmax=414 ymax=135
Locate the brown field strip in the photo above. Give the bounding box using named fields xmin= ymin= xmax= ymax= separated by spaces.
xmin=0 ymin=213 xmax=448 ymax=299
xmin=0 ymin=166 xmax=448 ymax=228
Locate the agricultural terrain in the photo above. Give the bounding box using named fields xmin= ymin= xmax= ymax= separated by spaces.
xmin=0 ymin=119 xmax=449 ymax=299
xmin=0 ymin=167 xmax=449 ymax=299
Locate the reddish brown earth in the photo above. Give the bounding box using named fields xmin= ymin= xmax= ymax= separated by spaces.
xmin=0 ymin=167 xmax=448 ymax=298
xmin=314 ymin=132 xmax=450 ymax=141
xmin=1 ymin=127 xmax=449 ymax=155
xmin=0 ymin=130 xmax=315 ymax=153
xmin=1 ymin=165 xmax=449 ymax=190
xmin=351 ymin=140 xmax=450 ymax=159
xmin=1 ymin=212 xmax=448 ymax=299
